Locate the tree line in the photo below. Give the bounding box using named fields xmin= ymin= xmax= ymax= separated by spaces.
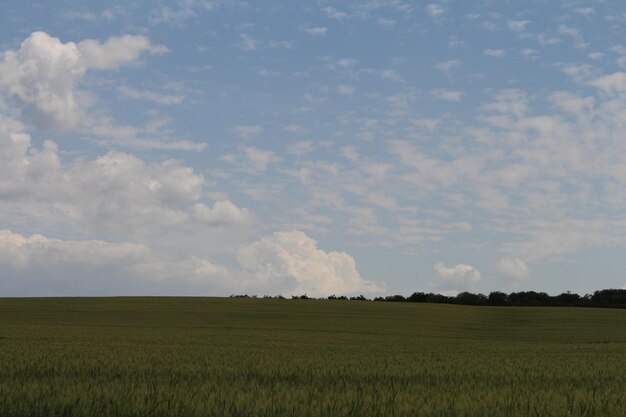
xmin=231 ymin=289 xmax=626 ymax=308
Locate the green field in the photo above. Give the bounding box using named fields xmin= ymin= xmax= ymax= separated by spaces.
xmin=0 ymin=298 xmax=624 ymax=417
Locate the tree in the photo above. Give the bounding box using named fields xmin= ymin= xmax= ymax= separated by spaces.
xmin=488 ymin=291 xmax=508 ymax=306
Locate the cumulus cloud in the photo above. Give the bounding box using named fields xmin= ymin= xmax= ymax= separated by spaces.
xmin=495 ymin=257 xmax=529 ymax=286
xmin=193 ymin=201 xmax=252 ymax=225
xmin=0 ymin=32 xmax=85 ymax=129
xmin=0 ymin=116 xmax=249 ymax=236
xmin=0 ymin=229 xmax=233 ymax=296
xmin=549 ymin=91 xmax=594 ymax=115
xmin=237 ymin=230 xmax=383 ymax=297
xmin=0 ymin=31 xmax=166 ymax=130
xmin=77 ymin=35 xmax=168 ymax=69
xmin=434 ymin=262 xmax=481 ymax=293
xmin=0 ymin=229 xmax=384 ymax=297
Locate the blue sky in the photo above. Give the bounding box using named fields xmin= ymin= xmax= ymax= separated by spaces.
xmin=1 ymin=0 xmax=626 ymax=297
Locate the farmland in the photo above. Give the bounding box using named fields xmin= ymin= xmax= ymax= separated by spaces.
xmin=0 ymin=297 xmax=624 ymax=417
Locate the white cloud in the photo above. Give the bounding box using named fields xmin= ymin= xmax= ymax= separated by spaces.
xmin=77 ymin=35 xmax=169 ymax=70
xmin=0 ymin=32 xmax=85 ymax=130
xmin=503 ymin=220 xmax=626 ymax=263
xmin=236 ymin=230 xmax=383 ymax=297
xmin=288 ymin=141 xmax=314 ymax=157
xmin=558 ymin=63 xmax=597 ymax=82
xmin=589 ymin=72 xmax=626 ymax=93
xmin=377 ymin=17 xmax=396 ymax=27
xmin=149 ymin=0 xmax=224 ymax=25
xmin=193 ymin=201 xmax=252 ymax=225
xmin=426 ymin=4 xmax=445 ymax=17
xmin=88 ymin=116 xmax=206 ymax=151
xmin=379 ymin=69 xmax=403 ymax=83
xmin=557 ymin=25 xmax=587 ymax=48
xmin=480 ymin=22 xmax=499 ymax=32
xmin=0 ymin=32 xmax=166 ymax=130
xmin=483 ymin=49 xmax=506 ymax=57
xmin=0 ymin=229 xmax=387 ymax=297
xmin=268 ymin=40 xmax=294 ymax=49
xmin=431 ymin=89 xmax=463 ymax=102
xmin=549 ymin=91 xmax=594 ymax=115
xmin=237 ymin=34 xmax=257 ymax=51
xmin=575 ymin=8 xmax=594 ymax=17
xmin=243 ymin=147 xmax=280 ymax=172
xmin=521 ymin=48 xmax=539 ymax=59
xmin=337 ymin=84 xmax=356 ymax=95
xmin=411 ymin=118 xmax=440 ymax=131
xmin=536 ymin=33 xmax=561 ymax=45
xmin=284 ymin=124 xmax=307 ymax=133
xmin=322 ymin=7 xmax=347 ymax=20
xmin=62 ymin=10 xmax=97 ymax=21
xmin=0 ymin=116 xmax=248 ymax=236
xmin=495 ymin=257 xmax=529 ymax=286
xmin=481 ymin=89 xmax=528 ymax=118
xmin=118 ymin=86 xmax=184 ymax=105
xmin=0 ymin=229 xmax=233 ymax=296
xmin=434 ymin=60 xmax=461 ymax=72
xmin=305 ymin=27 xmax=328 ymax=37
xmin=434 ymin=262 xmax=481 ymax=292
xmin=362 ymin=68 xmax=403 ymax=83
xmin=233 ymin=125 xmax=263 ymax=137
xmin=337 ymin=58 xmax=357 ymax=67
xmin=507 ymin=20 xmax=529 ymax=32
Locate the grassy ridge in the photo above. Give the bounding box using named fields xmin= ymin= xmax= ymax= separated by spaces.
xmin=0 ymin=297 xmax=624 ymax=416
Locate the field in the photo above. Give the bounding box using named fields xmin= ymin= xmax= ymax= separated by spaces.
xmin=0 ymin=298 xmax=624 ymax=417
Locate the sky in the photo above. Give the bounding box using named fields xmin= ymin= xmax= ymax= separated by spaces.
xmin=1 ymin=0 xmax=626 ymax=297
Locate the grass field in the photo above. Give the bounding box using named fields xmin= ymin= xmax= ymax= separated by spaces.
xmin=0 ymin=297 xmax=624 ymax=417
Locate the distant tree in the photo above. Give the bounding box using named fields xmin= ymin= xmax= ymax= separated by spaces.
xmin=292 ymin=294 xmax=311 ymax=300
xmin=455 ymin=292 xmax=487 ymax=306
xmin=508 ymin=291 xmax=550 ymax=306
xmin=425 ymin=293 xmax=450 ymax=304
xmin=590 ymin=289 xmax=626 ymax=307
xmin=553 ymin=291 xmax=581 ymax=307
xmin=488 ymin=291 xmax=508 ymax=306
xmin=407 ymin=292 xmax=428 ymax=303
xmin=231 ymin=288 xmax=625 ymax=308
